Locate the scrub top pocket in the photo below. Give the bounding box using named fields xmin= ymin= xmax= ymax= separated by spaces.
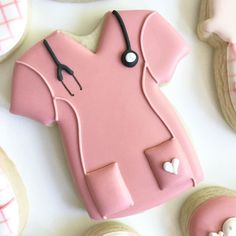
xmin=85 ymin=163 xmax=133 ymax=219
xmin=144 ymin=138 xmax=194 ymax=190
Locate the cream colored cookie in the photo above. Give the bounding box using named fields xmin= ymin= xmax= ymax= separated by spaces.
xmin=54 ymin=0 xmax=104 ymax=2
xmin=0 ymin=148 xmax=28 ymax=235
xmin=180 ymin=186 xmax=236 ymax=236
xmin=0 ymin=0 xmax=30 ymax=63
xmin=85 ymin=222 xmax=140 ymax=236
xmin=198 ymin=0 xmax=236 ymax=131
xmin=66 ymin=18 xmax=103 ymax=52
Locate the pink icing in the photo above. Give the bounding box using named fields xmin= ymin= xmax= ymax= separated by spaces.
xmin=201 ymin=0 xmax=236 ymax=43
xmin=10 ymin=10 xmax=203 ymax=219
xmin=189 ymin=196 xmax=236 ymax=236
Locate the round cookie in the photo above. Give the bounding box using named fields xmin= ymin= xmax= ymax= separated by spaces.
xmin=54 ymin=0 xmax=103 ymax=2
xmin=0 ymin=0 xmax=30 ymax=63
xmin=0 ymin=148 xmax=28 ymax=236
xmin=85 ymin=222 xmax=139 ymax=236
xmin=180 ymin=186 xmax=236 ymax=236
xmin=198 ymin=0 xmax=236 ymax=131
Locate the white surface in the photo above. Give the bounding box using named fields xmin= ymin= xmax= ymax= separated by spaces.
xmin=0 ymin=0 xmax=236 ymax=235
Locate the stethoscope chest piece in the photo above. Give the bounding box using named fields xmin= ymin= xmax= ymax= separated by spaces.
xmin=122 ymin=50 xmax=139 ymax=68
xmin=112 ymin=10 xmax=139 ymax=68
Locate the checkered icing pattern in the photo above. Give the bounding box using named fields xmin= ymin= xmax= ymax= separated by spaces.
xmin=0 ymin=169 xmax=19 ymax=236
xmin=0 ymin=0 xmax=27 ymax=57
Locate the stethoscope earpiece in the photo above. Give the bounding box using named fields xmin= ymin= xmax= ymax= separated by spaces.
xmin=112 ymin=10 xmax=139 ymax=68
xmin=121 ymin=50 xmax=139 ymax=68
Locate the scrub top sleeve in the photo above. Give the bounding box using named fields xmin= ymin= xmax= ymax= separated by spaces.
xmin=141 ymin=12 xmax=190 ymax=84
xmin=10 ymin=61 xmax=56 ymax=126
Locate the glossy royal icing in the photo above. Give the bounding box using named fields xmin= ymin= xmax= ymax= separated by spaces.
xmin=189 ymin=196 xmax=236 ymax=236
xmin=163 ymin=158 xmax=180 ymax=175
xmin=10 ymin=10 xmax=203 ymax=220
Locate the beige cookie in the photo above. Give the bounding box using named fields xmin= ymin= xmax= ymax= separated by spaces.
xmin=0 ymin=148 xmax=28 ymax=236
xmin=54 ymin=0 xmax=105 ymax=2
xmin=85 ymin=222 xmax=140 ymax=236
xmin=198 ymin=0 xmax=236 ymax=131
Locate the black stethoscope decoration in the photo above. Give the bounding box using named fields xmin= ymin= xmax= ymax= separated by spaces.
xmin=112 ymin=10 xmax=139 ymax=68
xmin=43 ymin=39 xmax=82 ymax=96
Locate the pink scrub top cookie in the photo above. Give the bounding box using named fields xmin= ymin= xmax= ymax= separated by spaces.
xmin=10 ymin=10 xmax=203 ymax=220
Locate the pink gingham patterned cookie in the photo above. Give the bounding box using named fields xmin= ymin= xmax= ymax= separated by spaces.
xmin=0 ymin=148 xmax=28 ymax=236
xmin=0 ymin=168 xmax=19 ymax=236
xmin=0 ymin=0 xmax=29 ymax=62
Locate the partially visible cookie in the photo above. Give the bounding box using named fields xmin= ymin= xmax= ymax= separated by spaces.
xmin=0 ymin=0 xmax=29 ymax=63
xmin=54 ymin=0 xmax=104 ymax=2
xmin=198 ymin=0 xmax=236 ymax=131
xmin=85 ymin=222 xmax=140 ymax=236
xmin=180 ymin=186 xmax=236 ymax=236
xmin=0 ymin=148 xmax=28 ymax=236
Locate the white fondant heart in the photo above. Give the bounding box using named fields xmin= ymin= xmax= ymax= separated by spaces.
xmin=163 ymin=158 xmax=179 ymax=175
xmin=209 ymin=231 xmax=224 ymax=236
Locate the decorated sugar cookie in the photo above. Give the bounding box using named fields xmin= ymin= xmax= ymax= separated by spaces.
xmin=180 ymin=186 xmax=236 ymax=236
xmin=10 ymin=10 xmax=203 ymax=220
xmin=55 ymin=0 xmax=101 ymax=2
xmin=198 ymin=0 xmax=236 ymax=130
xmin=85 ymin=222 xmax=139 ymax=236
xmin=0 ymin=148 xmax=28 ymax=236
xmin=0 ymin=0 xmax=29 ymax=62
